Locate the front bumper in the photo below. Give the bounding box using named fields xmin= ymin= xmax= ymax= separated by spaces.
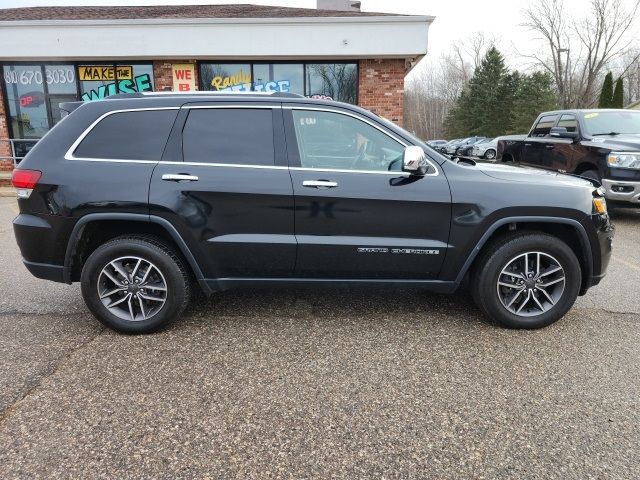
xmin=23 ymin=260 xmax=68 ymax=283
xmin=601 ymin=179 xmax=640 ymax=204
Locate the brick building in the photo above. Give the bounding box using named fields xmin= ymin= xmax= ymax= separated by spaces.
xmin=0 ymin=3 xmax=433 ymax=176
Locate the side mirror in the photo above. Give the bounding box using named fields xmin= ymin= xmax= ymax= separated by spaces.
xmin=550 ymin=126 xmax=579 ymax=140
xmin=403 ymin=146 xmax=429 ymax=175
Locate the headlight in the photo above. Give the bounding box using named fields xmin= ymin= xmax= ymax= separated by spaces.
xmin=607 ymin=151 xmax=640 ymax=169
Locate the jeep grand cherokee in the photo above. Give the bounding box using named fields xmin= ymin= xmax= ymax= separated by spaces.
xmin=12 ymin=92 xmax=613 ymax=333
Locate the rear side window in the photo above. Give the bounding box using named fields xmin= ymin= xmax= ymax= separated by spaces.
xmin=74 ymin=109 xmax=177 ymax=160
xmin=182 ymin=108 xmax=274 ymax=165
xmin=530 ymin=115 xmax=558 ymax=137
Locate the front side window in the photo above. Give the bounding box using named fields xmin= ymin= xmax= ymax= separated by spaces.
xmin=531 ymin=115 xmax=558 ymax=137
xmin=182 ymin=108 xmax=274 ymax=166
xmin=291 ymin=110 xmax=404 ymax=171
xmin=73 ymin=110 xmax=177 ymax=160
xmin=557 ymin=114 xmax=578 ymax=133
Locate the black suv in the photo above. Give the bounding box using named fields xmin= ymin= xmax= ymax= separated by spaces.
xmin=13 ymin=92 xmax=613 ymax=333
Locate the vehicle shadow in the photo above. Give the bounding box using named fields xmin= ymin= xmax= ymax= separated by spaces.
xmin=181 ymin=285 xmax=492 ymax=330
xmin=609 ymin=206 xmax=640 ymax=221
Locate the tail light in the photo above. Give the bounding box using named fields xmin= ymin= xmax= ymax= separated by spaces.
xmin=11 ymin=169 xmax=41 ymax=199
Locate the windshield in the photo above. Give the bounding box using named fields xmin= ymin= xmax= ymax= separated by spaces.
xmin=582 ymin=111 xmax=640 ymax=135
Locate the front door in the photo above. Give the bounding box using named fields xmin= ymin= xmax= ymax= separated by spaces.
xmin=149 ymin=104 xmax=296 ymax=279
xmin=284 ymin=107 xmax=452 ymax=279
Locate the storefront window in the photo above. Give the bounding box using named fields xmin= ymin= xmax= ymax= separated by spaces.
xmin=305 ymin=63 xmax=357 ymax=104
xmin=78 ymin=63 xmax=154 ymax=101
xmin=199 ymin=64 xmax=252 ymax=92
xmin=3 ymin=63 xmax=78 ymax=158
xmin=252 ymin=63 xmax=304 ymax=94
xmin=198 ymin=62 xmax=358 ymax=103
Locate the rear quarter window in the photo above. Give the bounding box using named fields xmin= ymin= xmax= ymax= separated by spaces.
xmin=73 ymin=109 xmax=177 ymax=160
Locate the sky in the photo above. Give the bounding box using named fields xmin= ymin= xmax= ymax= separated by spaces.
xmin=0 ymin=0 xmax=538 ymax=63
xmin=0 ymin=0 xmax=635 ymax=75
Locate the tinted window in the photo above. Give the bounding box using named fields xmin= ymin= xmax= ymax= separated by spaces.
xmin=531 ymin=115 xmax=558 ymax=137
xmin=558 ymin=114 xmax=578 ymax=133
xmin=292 ymin=110 xmax=404 ymax=171
xmin=74 ymin=109 xmax=177 ymax=160
xmin=182 ymin=109 xmax=274 ymax=165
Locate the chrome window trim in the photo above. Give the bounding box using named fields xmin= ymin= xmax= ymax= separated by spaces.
xmin=284 ymin=106 xmax=439 ymax=176
xmin=162 ymin=161 xmax=288 ymax=170
xmin=290 ymin=167 xmax=410 ymax=176
xmin=183 ymin=105 xmax=281 ymax=109
xmin=65 ymin=105 xmax=280 ymax=163
xmin=64 ymin=107 xmax=181 ymax=162
xmin=64 ymin=104 xmax=439 ymax=177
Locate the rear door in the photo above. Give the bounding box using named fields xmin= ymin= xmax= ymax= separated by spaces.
xmin=521 ymin=114 xmax=558 ymax=168
xmin=149 ymin=102 xmax=296 ymax=279
xmin=284 ymin=106 xmax=451 ymax=279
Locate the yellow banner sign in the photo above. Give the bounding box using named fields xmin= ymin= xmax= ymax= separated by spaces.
xmin=78 ymin=65 xmax=133 ymax=81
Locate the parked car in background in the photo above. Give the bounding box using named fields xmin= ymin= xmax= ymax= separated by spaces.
xmin=471 ymin=137 xmax=498 ymax=160
xmin=497 ymin=109 xmax=640 ymax=206
xmin=444 ymin=138 xmax=467 ymax=155
xmin=427 ymin=139 xmax=447 ymax=150
xmin=456 ymin=137 xmax=487 ymax=157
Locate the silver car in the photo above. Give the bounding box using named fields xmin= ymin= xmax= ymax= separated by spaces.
xmin=471 ymin=137 xmax=498 ymax=160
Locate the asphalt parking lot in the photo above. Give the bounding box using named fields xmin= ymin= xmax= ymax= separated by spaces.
xmin=0 ymin=196 xmax=638 ymax=479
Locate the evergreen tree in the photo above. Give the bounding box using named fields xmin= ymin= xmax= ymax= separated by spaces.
xmin=510 ymin=72 xmax=558 ymax=133
xmin=445 ymin=47 xmax=517 ymax=138
xmin=598 ymin=72 xmax=614 ymax=108
xmin=612 ymin=77 xmax=624 ymax=108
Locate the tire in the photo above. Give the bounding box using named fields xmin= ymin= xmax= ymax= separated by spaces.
xmin=484 ymin=149 xmax=496 ymax=160
xmin=81 ymin=236 xmax=191 ymax=333
xmin=471 ymin=233 xmax=581 ymax=329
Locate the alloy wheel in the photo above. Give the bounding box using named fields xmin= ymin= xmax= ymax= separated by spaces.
xmin=496 ymin=251 xmax=565 ymax=317
xmin=98 ymin=256 xmax=168 ymax=322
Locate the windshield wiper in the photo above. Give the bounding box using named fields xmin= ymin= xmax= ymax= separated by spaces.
xmin=591 ymin=131 xmax=621 ymax=136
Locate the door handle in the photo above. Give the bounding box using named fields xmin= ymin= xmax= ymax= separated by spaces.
xmin=302 ymin=180 xmax=338 ymax=188
xmin=162 ymin=173 xmax=199 ymax=182
xmin=524 ymin=143 xmax=532 ymax=147
xmin=545 ymin=145 xmax=555 ymax=149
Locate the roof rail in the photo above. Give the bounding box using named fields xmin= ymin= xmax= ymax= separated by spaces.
xmin=131 ymin=91 xmax=305 ymax=98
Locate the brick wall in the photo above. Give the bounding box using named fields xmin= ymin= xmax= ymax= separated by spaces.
xmin=0 ymin=83 xmax=12 ymax=173
xmin=357 ymin=59 xmax=406 ymax=126
xmin=152 ymin=60 xmax=199 ymax=91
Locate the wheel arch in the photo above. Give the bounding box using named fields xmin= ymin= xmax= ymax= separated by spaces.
xmin=456 ymin=216 xmax=593 ymax=294
xmin=64 ymin=213 xmax=211 ymax=294
xmin=573 ymin=162 xmax=600 ymax=176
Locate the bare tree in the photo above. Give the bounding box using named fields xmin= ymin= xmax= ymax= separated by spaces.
xmin=405 ymin=34 xmax=495 ymax=139
xmin=522 ymin=0 xmax=640 ymax=108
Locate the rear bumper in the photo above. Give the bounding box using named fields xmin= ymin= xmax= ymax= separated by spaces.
xmin=601 ymin=179 xmax=640 ymax=204
xmin=23 ymin=259 xmax=68 ymax=283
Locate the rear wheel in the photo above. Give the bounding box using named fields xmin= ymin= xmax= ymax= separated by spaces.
xmin=81 ymin=236 xmax=191 ymax=333
xmin=471 ymin=233 xmax=581 ymax=329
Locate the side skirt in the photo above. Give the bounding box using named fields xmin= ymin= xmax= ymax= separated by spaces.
xmin=205 ymin=278 xmax=459 ymax=294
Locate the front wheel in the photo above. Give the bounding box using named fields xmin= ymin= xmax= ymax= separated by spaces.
xmin=484 ymin=149 xmax=496 ymax=160
xmin=471 ymin=233 xmax=581 ymax=329
xmin=81 ymin=236 xmax=191 ymax=333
